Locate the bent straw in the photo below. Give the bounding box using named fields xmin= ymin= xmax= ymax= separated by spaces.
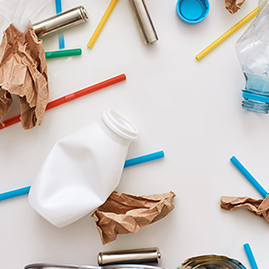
xmin=0 ymin=150 xmax=165 ymax=201
xmin=55 ymin=0 xmax=65 ymax=49
xmin=243 ymin=243 xmax=259 ymax=269
xmin=230 ymin=156 xmax=268 ymax=198
xmin=87 ymin=0 xmax=118 ymax=48
xmin=0 ymin=74 xmax=126 ymax=130
xmin=45 ymin=48 xmax=82 ymax=59
xmin=196 ymin=7 xmax=258 ymax=61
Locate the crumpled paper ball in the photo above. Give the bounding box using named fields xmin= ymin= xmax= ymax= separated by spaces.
xmin=220 ymin=195 xmax=269 ymax=223
xmin=0 ymin=24 xmax=49 ymax=129
xmin=92 ymin=191 xmax=176 ymax=244
xmin=224 ymin=0 xmax=246 ymax=14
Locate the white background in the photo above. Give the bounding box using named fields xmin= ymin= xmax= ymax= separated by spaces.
xmin=0 ymin=0 xmax=268 ymax=268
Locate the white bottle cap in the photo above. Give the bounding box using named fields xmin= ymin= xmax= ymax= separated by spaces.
xmin=102 ymin=110 xmax=138 ymax=141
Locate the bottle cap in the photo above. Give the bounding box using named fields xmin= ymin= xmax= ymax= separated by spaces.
xmin=102 ymin=110 xmax=138 ymax=141
xmin=176 ymin=0 xmax=209 ymax=24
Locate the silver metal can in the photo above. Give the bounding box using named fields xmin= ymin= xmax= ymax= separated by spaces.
xmin=98 ymin=247 xmax=161 ymax=266
xmin=32 ymin=6 xmax=88 ymax=39
xmin=129 ymin=0 xmax=158 ymax=45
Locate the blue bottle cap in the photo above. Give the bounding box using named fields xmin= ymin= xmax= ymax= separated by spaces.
xmin=176 ymin=0 xmax=210 ymax=24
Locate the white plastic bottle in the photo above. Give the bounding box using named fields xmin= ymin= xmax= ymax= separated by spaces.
xmin=28 ymin=110 xmax=138 ymax=228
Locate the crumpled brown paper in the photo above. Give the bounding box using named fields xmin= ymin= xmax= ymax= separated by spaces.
xmin=92 ymin=191 xmax=176 ymax=244
xmin=225 ymin=0 xmax=246 ymax=14
xmin=0 ymin=24 xmax=49 ymax=129
xmin=220 ymin=196 xmax=269 ymax=223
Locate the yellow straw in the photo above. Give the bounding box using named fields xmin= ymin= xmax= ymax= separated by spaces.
xmin=87 ymin=0 xmax=119 ymax=49
xmin=196 ymin=7 xmax=258 ymax=61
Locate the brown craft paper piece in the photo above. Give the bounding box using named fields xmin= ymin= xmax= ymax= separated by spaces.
xmin=0 ymin=24 xmax=49 ymax=129
xmin=92 ymin=191 xmax=176 ymax=244
xmin=220 ymin=196 xmax=269 ymax=223
xmin=225 ymin=0 xmax=246 ymax=14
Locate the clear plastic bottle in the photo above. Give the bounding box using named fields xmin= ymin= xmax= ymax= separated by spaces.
xmin=236 ymin=0 xmax=269 ymax=113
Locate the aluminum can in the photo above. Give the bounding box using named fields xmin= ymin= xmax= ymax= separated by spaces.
xmin=33 ymin=6 xmax=88 ymax=39
xmin=129 ymin=0 xmax=158 ymax=45
xmin=98 ymin=247 xmax=161 ymax=266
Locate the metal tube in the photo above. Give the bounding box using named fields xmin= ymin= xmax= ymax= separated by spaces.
xmin=32 ymin=6 xmax=88 ymax=39
xmin=98 ymin=248 xmax=161 ymax=266
xmin=129 ymin=0 xmax=158 ymax=45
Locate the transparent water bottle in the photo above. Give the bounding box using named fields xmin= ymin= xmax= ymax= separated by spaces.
xmin=236 ymin=0 xmax=269 ymax=113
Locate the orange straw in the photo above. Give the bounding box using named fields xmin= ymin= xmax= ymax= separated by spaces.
xmin=0 ymin=74 xmax=126 ymax=130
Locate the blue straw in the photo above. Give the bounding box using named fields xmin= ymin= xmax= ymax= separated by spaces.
xmin=55 ymin=0 xmax=62 ymax=13
xmin=124 ymin=150 xmax=165 ymax=168
xmin=55 ymin=0 xmax=65 ymax=49
xmin=0 ymin=150 xmax=165 ymax=201
xmin=230 ymin=156 xmax=268 ymax=198
xmin=243 ymin=243 xmax=259 ymax=269
xmin=0 ymin=186 xmax=31 ymax=201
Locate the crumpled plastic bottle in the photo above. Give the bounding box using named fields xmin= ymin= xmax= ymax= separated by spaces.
xmin=28 ymin=110 xmax=138 ymax=228
xmin=0 ymin=0 xmax=53 ymax=35
xmin=236 ymin=0 xmax=269 ymax=114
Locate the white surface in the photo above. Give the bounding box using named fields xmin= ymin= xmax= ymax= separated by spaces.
xmin=0 ymin=0 xmax=267 ymax=268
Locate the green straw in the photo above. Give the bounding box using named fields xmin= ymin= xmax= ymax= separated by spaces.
xmin=45 ymin=48 xmax=82 ymax=59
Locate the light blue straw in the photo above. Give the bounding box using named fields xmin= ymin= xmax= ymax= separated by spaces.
xmin=0 ymin=186 xmax=31 ymax=201
xmin=243 ymin=243 xmax=259 ymax=269
xmin=55 ymin=0 xmax=65 ymax=49
xmin=230 ymin=156 xmax=268 ymax=198
xmin=0 ymin=150 xmax=165 ymax=201
xmin=124 ymin=150 xmax=165 ymax=168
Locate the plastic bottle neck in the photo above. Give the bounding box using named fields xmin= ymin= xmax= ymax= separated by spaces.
xmin=102 ymin=110 xmax=138 ymax=141
xmin=242 ymin=90 xmax=269 ymax=114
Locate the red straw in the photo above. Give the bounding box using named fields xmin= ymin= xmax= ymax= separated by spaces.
xmin=0 ymin=74 xmax=126 ymax=130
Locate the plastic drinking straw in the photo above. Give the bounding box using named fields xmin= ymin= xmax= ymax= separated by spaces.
xmin=55 ymin=0 xmax=65 ymax=49
xmin=230 ymin=156 xmax=268 ymax=198
xmin=0 ymin=150 xmax=165 ymax=201
xmin=87 ymin=0 xmax=118 ymax=49
xmin=196 ymin=7 xmax=258 ymax=61
xmin=243 ymin=243 xmax=259 ymax=269
xmin=124 ymin=150 xmax=165 ymax=168
xmin=0 ymin=74 xmax=126 ymax=130
xmin=0 ymin=186 xmax=31 ymax=201
xmin=45 ymin=48 xmax=82 ymax=59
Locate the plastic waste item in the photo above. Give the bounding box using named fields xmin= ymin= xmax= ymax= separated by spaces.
xmin=243 ymin=243 xmax=259 ymax=269
xmin=176 ymin=0 xmax=209 ymax=24
xmin=178 ymin=255 xmax=247 ymax=269
xmin=0 ymin=186 xmax=31 ymax=201
xmin=0 ymin=74 xmax=126 ymax=130
xmin=87 ymin=0 xmax=118 ymax=49
xmin=45 ymin=48 xmax=82 ymax=58
xmin=54 ymin=0 xmax=65 ymax=49
xmin=0 ymin=150 xmax=164 ymax=201
xmin=230 ymin=156 xmax=268 ymax=198
xmin=196 ymin=7 xmax=258 ymax=61
xmin=0 ymin=0 xmax=53 ymax=41
xmin=28 ymin=110 xmax=138 ymax=228
xmin=24 ymin=263 xmax=165 ymax=269
xmin=129 ymin=0 xmax=158 ymax=45
xmin=98 ymin=248 xmax=161 ymax=266
xmin=236 ymin=0 xmax=269 ymax=113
